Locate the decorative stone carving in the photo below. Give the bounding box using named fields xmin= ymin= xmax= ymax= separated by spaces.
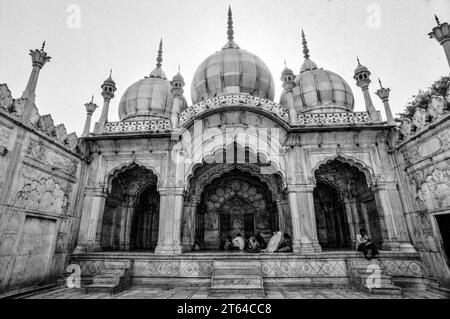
xmin=104 ymin=120 xmax=171 ymax=133
xmin=0 ymin=84 xmax=13 ymax=109
xmin=297 ymin=112 xmax=371 ymax=126
xmin=55 ymin=124 xmax=68 ymax=144
xmin=28 ymin=104 xmax=40 ymax=127
xmin=38 ymin=114 xmax=56 ymax=137
xmin=427 ymin=95 xmax=445 ymax=120
xmin=26 ymin=141 xmax=78 ymax=176
xmin=66 ymin=133 xmax=79 ymax=151
xmin=8 ymin=99 xmax=26 ymax=117
xmin=446 ymin=86 xmax=450 ymax=106
xmin=13 ymin=176 xmax=70 ymax=214
xmin=178 ymin=94 xmax=290 ymax=125
xmin=417 ymin=168 xmax=450 ymax=211
xmin=412 ymin=108 xmax=427 ymax=131
xmin=400 ymin=118 xmax=412 ymax=137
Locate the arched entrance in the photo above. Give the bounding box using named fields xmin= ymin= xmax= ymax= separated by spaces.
xmin=314 ymin=158 xmax=383 ymax=250
xmin=197 ymin=169 xmax=279 ymax=249
xmin=183 ymin=157 xmax=289 ymax=251
xmin=100 ymin=164 xmax=159 ymax=251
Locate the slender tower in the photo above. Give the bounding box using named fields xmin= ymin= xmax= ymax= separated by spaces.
xmin=171 ymin=65 xmax=185 ymax=128
xmin=82 ymin=96 xmax=98 ymax=137
xmin=96 ymin=70 xmax=117 ymax=133
xmin=429 ymin=15 xmax=450 ymax=68
xmin=281 ymin=60 xmax=297 ymax=125
xmin=21 ymin=42 xmax=51 ymax=122
xmin=354 ymin=58 xmax=378 ymax=121
xmin=375 ymin=78 xmax=395 ymax=125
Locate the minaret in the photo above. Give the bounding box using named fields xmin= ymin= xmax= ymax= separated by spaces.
xmin=21 ymin=42 xmax=51 ymax=122
xmin=171 ymin=65 xmax=185 ymax=128
xmin=281 ymin=60 xmax=297 ymax=125
xmin=222 ymin=5 xmax=240 ymax=49
xmin=353 ymin=58 xmax=378 ymax=121
xmin=82 ymin=96 xmax=98 ymax=137
xmin=96 ymin=70 xmax=117 ymax=133
xmin=429 ymin=15 xmax=450 ymax=68
xmin=375 ymin=78 xmax=395 ymax=125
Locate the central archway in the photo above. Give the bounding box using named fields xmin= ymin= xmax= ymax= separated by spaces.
xmin=197 ymin=169 xmax=279 ymax=249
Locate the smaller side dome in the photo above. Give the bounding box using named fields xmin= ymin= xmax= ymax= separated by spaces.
xmin=118 ymin=40 xmax=175 ymax=121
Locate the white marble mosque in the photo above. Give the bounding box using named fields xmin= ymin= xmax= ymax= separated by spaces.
xmin=0 ymin=8 xmax=449 ymax=297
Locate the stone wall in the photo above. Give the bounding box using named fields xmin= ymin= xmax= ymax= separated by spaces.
xmin=394 ymin=112 xmax=450 ymax=287
xmin=0 ymin=84 xmax=84 ymax=292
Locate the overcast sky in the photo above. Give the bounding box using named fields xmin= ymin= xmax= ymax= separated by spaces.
xmin=1 ymin=0 xmax=449 ymax=135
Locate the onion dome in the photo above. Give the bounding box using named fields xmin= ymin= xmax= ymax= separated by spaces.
xmin=118 ymin=40 xmax=174 ymax=121
xmin=190 ymin=7 xmax=275 ymax=104
xmin=291 ymin=30 xmax=355 ymax=113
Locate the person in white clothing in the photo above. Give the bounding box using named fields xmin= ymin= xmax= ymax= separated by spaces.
xmin=356 ymin=228 xmax=379 ymax=260
xmin=232 ymin=233 xmax=245 ymax=250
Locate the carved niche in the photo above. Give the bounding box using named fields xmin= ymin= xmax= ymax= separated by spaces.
xmin=13 ymin=174 xmax=71 ymax=215
xmin=417 ymin=168 xmax=450 ymax=211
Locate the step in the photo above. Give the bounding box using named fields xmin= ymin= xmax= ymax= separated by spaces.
xmin=361 ymin=285 xmax=402 ymax=295
xmin=92 ymin=277 xmax=120 ymax=286
xmin=214 ymin=261 xmax=261 ymax=269
xmin=212 ymin=276 xmax=263 ymax=289
xmin=210 ymin=288 xmax=266 ymax=297
xmin=101 ymin=269 xmax=126 ymax=276
xmin=214 ymin=268 xmax=261 ymax=276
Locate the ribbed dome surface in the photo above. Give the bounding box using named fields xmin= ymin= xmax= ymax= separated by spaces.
xmin=292 ymin=68 xmax=355 ymax=112
xmin=191 ymin=48 xmax=275 ymax=104
xmin=118 ymin=77 xmax=174 ymax=121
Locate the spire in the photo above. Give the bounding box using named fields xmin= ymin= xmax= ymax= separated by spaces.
xmin=300 ymin=29 xmax=318 ymax=72
xmin=357 ymin=56 xmax=361 ymax=65
xmin=156 ymin=38 xmax=163 ymax=68
xmin=435 ymin=14 xmax=441 ymax=26
xmin=378 ymin=78 xmax=383 ymax=88
xmin=150 ymin=39 xmax=167 ymax=79
xmin=41 ymin=41 xmax=46 ymax=51
xmin=227 ymin=6 xmax=234 ymax=42
xmin=301 ymin=29 xmax=310 ymax=60
xmin=222 ymin=6 xmax=239 ymax=50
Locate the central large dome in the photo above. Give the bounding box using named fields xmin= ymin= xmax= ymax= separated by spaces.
xmin=190 ymin=8 xmax=275 ymax=104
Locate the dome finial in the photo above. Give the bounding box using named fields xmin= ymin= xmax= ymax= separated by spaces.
xmin=435 ymin=14 xmax=441 ymax=26
xmin=302 ymin=29 xmax=310 ymax=60
xmin=227 ymin=5 xmax=234 ymax=42
xmin=378 ymin=77 xmax=383 ymax=88
xmin=41 ymin=41 xmax=46 ymax=51
xmin=156 ymin=38 xmax=163 ymax=68
xmin=357 ymin=56 xmax=361 ymax=65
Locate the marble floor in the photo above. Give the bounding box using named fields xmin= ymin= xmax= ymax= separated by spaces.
xmin=26 ymin=286 xmax=448 ymax=299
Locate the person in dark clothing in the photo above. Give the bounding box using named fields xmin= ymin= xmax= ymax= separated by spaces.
xmin=277 ymin=233 xmax=293 ymax=252
xmin=356 ymin=229 xmax=379 ymax=260
xmin=255 ymin=232 xmax=267 ymax=249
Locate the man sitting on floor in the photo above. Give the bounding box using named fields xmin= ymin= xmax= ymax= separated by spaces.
xmin=255 ymin=232 xmax=267 ymax=249
xmin=232 ymin=233 xmax=246 ymax=251
xmin=246 ymin=236 xmax=261 ymax=253
xmin=356 ymin=228 xmax=379 ymax=260
xmin=277 ymin=233 xmax=293 ymax=252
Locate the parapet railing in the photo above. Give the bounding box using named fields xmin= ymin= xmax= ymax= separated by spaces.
xmin=103 ymin=120 xmax=171 ymax=133
xmin=178 ymin=94 xmax=290 ymax=125
xmin=297 ymin=111 xmax=372 ymax=126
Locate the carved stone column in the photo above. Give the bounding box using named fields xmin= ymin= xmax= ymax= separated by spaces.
xmin=122 ymin=196 xmax=136 ymax=251
xmin=155 ymin=187 xmax=185 ymax=255
xmin=287 ymin=184 xmax=322 ymax=254
xmin=343 ymin=196 xmax=360 ymax=249
xmin=182 ymin=197 xmax=198 ymax=251
xmin=74 ymin=184 xmax=107 ymax=253
xmin=372 ymin=181 xmax=416 ymax=252
xmin=275 ymin=194 xmax=286 ymax=233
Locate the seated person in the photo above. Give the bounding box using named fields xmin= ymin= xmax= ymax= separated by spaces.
xmin=262 ymin=228 xmax=283 ymax=253
xmin=245 ymin=236 xmax=261 ymax=253
xmin=224 ymin=236 xmax=237 ymax=250
xmin=255 ymin=232 xmax=267 ymax=249
xmin=356 ymin=229 xmax=379 ymax=260
xmin=232 ymin=233 xmax=246 ymax=251
xmin=192 ymin=239 xmax=200 ymax=251
xmin=277 ymin=233 xmax=293 ymax=252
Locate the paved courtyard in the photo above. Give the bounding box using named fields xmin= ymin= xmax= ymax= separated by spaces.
xmin=26 ymin=286 xmax=448 ymax=299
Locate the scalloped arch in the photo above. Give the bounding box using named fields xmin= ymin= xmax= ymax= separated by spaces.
xmin=311 ymin=154 xmax=375 ymax=187
xmin=105 ymin=160 xmax=160 ymax=194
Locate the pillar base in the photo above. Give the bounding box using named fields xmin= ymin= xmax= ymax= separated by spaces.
xmin=399 ymin=242 xmax=417 ymax=253
xmin=381 ymin=241 xmax=401 ymax=251
xmin=155 ymin=244 xmax=183 ymax=255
